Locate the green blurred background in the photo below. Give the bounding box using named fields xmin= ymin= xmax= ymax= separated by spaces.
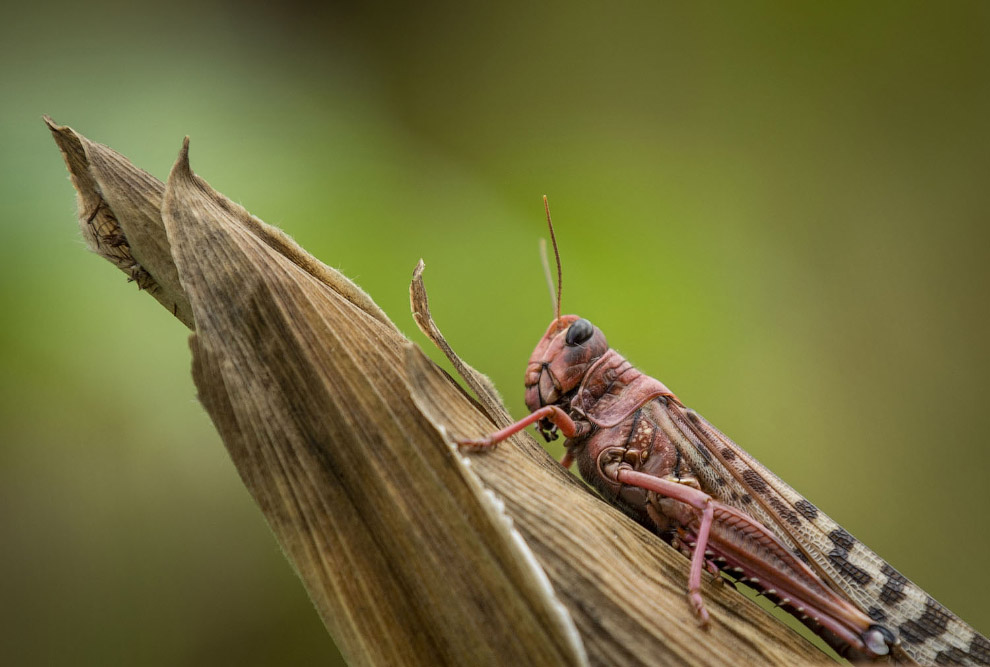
xmin=2 ymin=2 xmax=988 ymax=664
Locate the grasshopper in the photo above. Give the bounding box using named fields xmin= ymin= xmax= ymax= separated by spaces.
xmin=459 ymin=198 xmax=988 ymax=664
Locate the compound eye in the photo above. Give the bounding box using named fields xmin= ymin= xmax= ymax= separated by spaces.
xmin=565 ymin=318 xmax=594 ymax=346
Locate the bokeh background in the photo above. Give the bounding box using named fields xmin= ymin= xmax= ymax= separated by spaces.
xmin=2 ymin=2 xmax=988 ymax=664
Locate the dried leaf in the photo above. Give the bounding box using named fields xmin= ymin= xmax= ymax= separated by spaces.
xmin=161 ymin=137 xmax=585 ymax=666
xmin=49 ymin=118 xmax=831 ymax=666
xmin=45 ymin=117 xmax=394 ymax=333
xmin=46 ymin=115 xmax=193 ymax=327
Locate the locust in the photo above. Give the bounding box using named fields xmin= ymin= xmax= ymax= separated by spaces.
xmin=458 ymin=198 xmax=988 ymax=665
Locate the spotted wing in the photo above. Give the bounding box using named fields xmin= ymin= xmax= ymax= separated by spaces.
xmin=646 ymin=397 xmax=988 ymax=666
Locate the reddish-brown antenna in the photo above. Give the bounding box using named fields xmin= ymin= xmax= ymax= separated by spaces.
xmin=543 ymin=195 xmax=562 ymax=324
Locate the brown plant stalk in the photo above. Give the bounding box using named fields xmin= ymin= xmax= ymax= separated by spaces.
xmin=47 ymin=117 xmax=828 ymax=666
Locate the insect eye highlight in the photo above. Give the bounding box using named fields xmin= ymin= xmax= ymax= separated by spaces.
xmin=565 ymin=318 xmax=594 ymax=346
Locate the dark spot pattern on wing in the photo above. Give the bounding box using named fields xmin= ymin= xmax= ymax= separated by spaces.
xmin=879 ymin=562 xmax=908 ymax=605
xmin=828 ymin=527 xmax=856 ymax=551
xmin=829 ymin=554 xmax=874 ymax=586
xmin=741 ymin=469 xmax=767 ymax=493
xmin=720 ymin=447 xmax=736 ymax=461
xmin=935 ymin=646 xmax=969 ymax=665
xmin=899 ymin=597 xmax=951 ymax=645
xmin=740 ymin=494 xmax=753 ymax=504
xmin=868 ymin=606 xmax=888 ymax=622
xmin=827 ymin=528 xmax=873 ymax=586
xmin=696 ymin=441 xmax=712 ymax=463
xmin=794 ymin=499 xmax=819 ymax=521
xmin=969 ymin=634 xmax=990 ymax=665
xmin=767 ymin=495 xmax=801 ymax=527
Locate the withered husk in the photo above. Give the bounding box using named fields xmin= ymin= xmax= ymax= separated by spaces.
xmin=48 ymin=117 xmax=828 ymax=666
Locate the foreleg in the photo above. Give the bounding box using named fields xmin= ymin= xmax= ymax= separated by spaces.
xmin=457 ymin=405 xmax=581 ymax=450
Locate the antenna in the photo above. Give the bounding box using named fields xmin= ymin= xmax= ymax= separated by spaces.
xmin=539 ymin=239 xmax=557 ymax=316
xmin=543 ymin=195 xmax=562 ymax=323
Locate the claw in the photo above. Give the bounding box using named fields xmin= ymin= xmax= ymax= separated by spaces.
xmin=455 ymin=437 xmax=496 ymax=451
xmin=689 ymin=590 xmax=711 ymax=627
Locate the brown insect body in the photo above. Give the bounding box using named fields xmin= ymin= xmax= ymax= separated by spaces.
xmin=523 ymin=315 xmax=893 ymax=661
xmin=459 ymin=200 xmax=988 ymax=665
